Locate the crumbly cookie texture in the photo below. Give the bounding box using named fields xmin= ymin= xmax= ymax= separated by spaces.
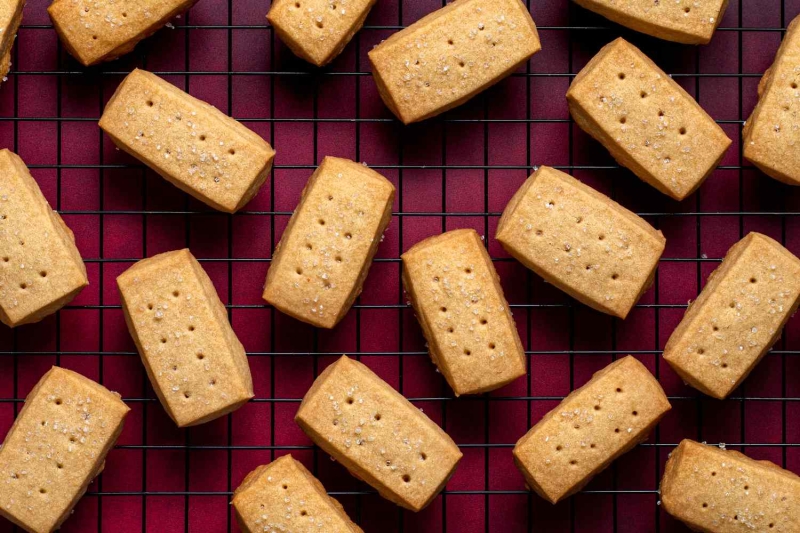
xmin=497 ymin=166 xmax=665 ymax=319
xmin=664 ymin=232 xmax=800 ymax=399
xmin=567 ymin=38 xmax=731 ymax=200
xmin=573 ymin=0 xmax=728 ymax=44
xmin=295 ymin=355 xmax=462 ymax=511
xmin=661 ymin=440 xmax=800 ymax=533
xmin=264 ymin=157 xmax=394 ymax=329
xmin=0 ymin=367 xmax=129 ymax=533
xmin=368 ymin=0 xmax=541 ymax=124
xmin=0 ymin=149 xmax=88 ymax=327
xmin=232 ymin=455 xmax=364 ymax=533
xmin=744 ymin=14 xmax=800 ymax=186
xmin=514 ymin=356 xmax=670 ymax=504
xmin=402 ymin=229 xmax=526 ymax=395
xmin=117 ymin=248 xmax=253 ymax=427
xmin=48 ymin=0 xmax=200 ymax=66
xmin=99 ymin=69 xmax=275 ymax=213
xmin=267 ymin=0 xmax=377 ymax=66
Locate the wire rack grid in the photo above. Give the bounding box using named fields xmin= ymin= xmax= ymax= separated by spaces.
xmin=0 ymin=0 xmax=799 ymax=532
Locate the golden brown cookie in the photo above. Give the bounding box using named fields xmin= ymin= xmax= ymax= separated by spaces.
xmin=0 ymin=367 xmax=130 ymax=533
xmin=263 ymin=157 xmax=394 ymax=329
xmin=567 ymin=38 xmax=732 ymax=200
xmin=572 ymin=0 xmax=728 ymax=45
xmin=0 ymin=149 xmax=88 ymax=327
xmin=0 ymin=0 xmax=22 ymax=81
xmin=663 ymin=232 xmax=800 ymax=400
xmin=295 ymin=355 xmax=462 ymax=512
xmin=267 ymin=0 xmax=376 ymax=66
xmin=513 ymin=356 xmax=670 ymax=504
xmin=401 ymin=228 xmax=526 ymax=395
xmin=661 ymin=440 xmax=800 ymax=533
xmin=99 ymin=69 xmax=275 ymax=213
xmin=743 ymin=14 xmax=800 ymax=186
xmin=496 ymin=166 xmax=665 ymax=319
xmin=368 ymin=0 xmax=541 ymax=124
xmin=233 ymin=455 xmax=363 ymax=533
xmin=48 ymin=0 xmax=199 ymax=66
xmin=117 ymin=249 xmax=254 ymax=427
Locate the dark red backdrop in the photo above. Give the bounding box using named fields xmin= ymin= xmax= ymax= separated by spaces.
xmin=0 ymin=0 xmax=798 ymax=531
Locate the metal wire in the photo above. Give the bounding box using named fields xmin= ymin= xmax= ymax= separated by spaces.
xmin=2 ymin=2 xmax=798 ymax=532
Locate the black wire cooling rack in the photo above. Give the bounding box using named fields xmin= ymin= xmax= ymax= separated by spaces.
xmin=1 ymin=0 xmax=799 ymax=532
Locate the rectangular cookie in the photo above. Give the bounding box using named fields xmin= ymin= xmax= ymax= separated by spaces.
xmin=367 ymin=0 xmax=541 ymax=124
xmin=117 ymin=248 xmax=254 ymax=427
xmin=48 ymin=0 xmax=199 ymax=66
xmin=743 ymin=14 xmax=800 ymax=186
xmin=663 ymin=232 xmax=800 ymax=400
xmin=232 ymin=455 xmax=363 ymax=533
xmin=267 ymin=0 xmax=376 ymax=66
xmin=572 ymin=0 xmax=728 ymax=45
xmin=0 ymin=0 xmax=23 ymax=75
xmin=496 ymin=166 xmax=665 ymax=319
xmin=661 ymin=439 xmax=800 ymax=533
xmin=99 ymin=69 xmax=275 ymax=213
xmin=263 ymin=157 xmax=394 ymax=329
xmin=513 ymin=356 xmax=670 ymax=504
xmin=295 ymin=355 xmax=463 ymax=512
xmin=401 ymin=228 xmax=526 ymax=395
xmin=567 ymin=38 xmax=732 ymax=200
xmin=0 ymin=367 xmax=129 ymax=533
xmin=0 ymin=149 xmax=88 ymax=327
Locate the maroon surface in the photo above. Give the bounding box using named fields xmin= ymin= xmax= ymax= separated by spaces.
xmin=0 ymin=0 xmax=799 ymax=532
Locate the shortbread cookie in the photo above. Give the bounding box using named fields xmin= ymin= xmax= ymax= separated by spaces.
xmin=48 ymin=0 xmax=199 ymax=66
xmin=295 ymin=355 xmax=462 ymax=512
xmin=0 ymin=367 xmax=129 ymax=533
xmin=367 ymin=0 xmax=541 ymax=124
xmin=117 ymin=249 xmax=253 ymax=427
xmin=401 ymin=229 xmax=526 ymax=395
xmin=663 ymin=233 xmax=800 ymax=400
xmin=513 ymin=356 xmax=670 ymax=504
xmin=567 ymin=38 xmax=732 ymax=200
xmin=0 ymin=149 xmax=88 ymax=328
xmin=661 ymin=439 xmax=800 ymax=533
xmin=233 ymin=455 xmax=363 ymax=533
xmin=572 ymin=0 xmax=728 ymax=45
xmin=267 ymin=0 xmax=376 ymax=66
xmin=263 ymin=157 xmax=394 ymax=329
xmin=0 ymin=0 xmax=23 ymax=80
xmin=496 ymin=166 xmax=665 ymax=319
xmin=743 ymin=14 xmax=800 ymax=186
xmin=99 ymin=69 xmax=275 ymax=213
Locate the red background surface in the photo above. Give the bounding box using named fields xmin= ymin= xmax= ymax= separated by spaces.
xmin=1 ymin=0 xmax=799 ymax=531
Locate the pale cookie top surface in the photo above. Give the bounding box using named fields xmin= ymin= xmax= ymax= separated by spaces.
xmin=99 ymin=69 xmax=274 ymax=213
xmin=296 ymin=356 xmax=462 ymax=512
xmin=402 ymin=229 xmax=525 ymax=395
xmin=0 ymin=150 xmax=88 ymax=326
xmin=368 ymin=0 xmax=540 ymax=123
xmin=265 ymin=157 xmax=394 ymax=328
xmin=743 ymin=16 xmax=800 ymax=185
xmin=48 ymin=0 xmax=192 ymax=65
xmin=514 ymin=356 xmax=670 ymax=503
xmin=568 ymin=38 xmax=731 ymax=200
xmin=497 ymin=166 xmax=664 ymax=318
xmin=0 ymin=367 xmax=129 ymax=533
xmin=664 ymin=233 xmax=800 ymax=399
xmin=268 ymin=0 xmax=375 ymax=65
xmin=117 ymin=249 xmax=252 ymax=427
xmin=662 ymin=440 xmax=800 ymax=533
xmin=0 ymin=0 xmax=22 ymax=55
xmin=574 ymin=0 xmax=725 ymax=43
xmin=233 ymin=456 xmax=362 ymax=533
